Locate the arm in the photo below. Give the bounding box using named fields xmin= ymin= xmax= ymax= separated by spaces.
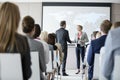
xmin=87 ymin=41 xmax=94 ymax=66
xmin=38 ymin=44 xmax=46 ymax=72
xmin=66 ymin=31 xmax=72 ymax=43
xmin=22 ymin=37 xmax=32 ymax=79
xmin=84 ymin=32 xmax=89 ymax=43
xmin=101 ymin=32 xmax=114 ymax=79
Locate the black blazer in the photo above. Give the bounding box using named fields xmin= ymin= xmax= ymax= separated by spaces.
xmin=56 ymin=28 xmax=71 ymax=50
xmin=6 ymin=33 xmax=32 ymax=80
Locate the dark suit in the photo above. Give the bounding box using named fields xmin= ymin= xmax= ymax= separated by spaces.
xmin=87 ymin=35 xmax=107 ymax=80
xmin=56 ymin=28 xmax=72 ymax=73
xmin=6 ymin=33 xmax=32 ymax=80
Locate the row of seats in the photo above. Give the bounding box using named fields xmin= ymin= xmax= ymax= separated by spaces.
xmin=0 ymin=51 xmax=61 ymax=80
xmin=93 ymin=47 xmax=120 ymax=80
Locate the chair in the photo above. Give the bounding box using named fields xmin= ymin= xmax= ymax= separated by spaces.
xmin=112 ymin=55 xmax=120 ymax=80
xmin=29 ymin=52 xmax=40 ymax=80
xmin=46 ymin=51 xmax=53 ymax=73
xmin=93 ymin=53 xmax=100 ymax=80
xmin=0 ymin=53 xmax=23 ymax=80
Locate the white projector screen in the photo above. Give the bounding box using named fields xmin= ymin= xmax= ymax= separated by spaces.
xmin=42 ymin=3 xmax=111 ymax=40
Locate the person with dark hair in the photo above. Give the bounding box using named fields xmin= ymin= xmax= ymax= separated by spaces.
xmin=22 ymin=16 xmax=46 ymax=80
xmin=91 ymin=31 xmax=99 ymax=40
xmin=74 ymin=25 xmax=89 ymax=74
xmin=87 ymin=20 xmax=112 ymax=80
xmin=56 ymin=20 xmax=72 ymax=76
xmin=33 ymin=24 xmax=41 ymax=39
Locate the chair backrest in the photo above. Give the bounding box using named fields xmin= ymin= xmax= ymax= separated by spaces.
xmin=29 ymin=52 xmax=40 ymax=80
xmin=93 ymin=53 xmax=100 ymax=80
xmin=46 ymin=51 xmax=53 ymax=73
xmin=0 ymin=53 xmax=23 ymax=80
xmin=112 ymin=55 xmax=120 ymax=80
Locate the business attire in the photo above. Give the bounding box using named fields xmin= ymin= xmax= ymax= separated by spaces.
xmin=87 ymin=35 xmax=107 ymax=80
xmin=74 ymin=32 xmax=89 ymax=70
xmin=56 ymin=28 xmax=72 ymax=74
xmin=27 ymin=36 xmax=46 ymax=80
xmin=101 ymin=27 xmax=120 ymax=80
xmin=5 ymin=33 xmax=32 ymax=80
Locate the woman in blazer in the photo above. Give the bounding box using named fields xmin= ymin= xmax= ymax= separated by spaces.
xmin=75 ymin=25 xmax=89 ymax=74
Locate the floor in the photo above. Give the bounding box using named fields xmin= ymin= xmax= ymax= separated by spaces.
xmin=54 ymin=70 xmax=88 ymax=80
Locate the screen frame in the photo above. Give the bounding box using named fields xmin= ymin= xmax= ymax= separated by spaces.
xmin=42 ymin=2 xmax=112 ymax=30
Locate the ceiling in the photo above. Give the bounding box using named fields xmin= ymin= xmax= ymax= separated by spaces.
xmin=0 ymin=0 xmax=120 ymax=3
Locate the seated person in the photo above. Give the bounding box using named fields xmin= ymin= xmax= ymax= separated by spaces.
xmin=0 ymin=2 xmax=31 ymax=80
xmin=101 ymin=21 xmax=120 ymax=80
xmin=22 ymin=16 xmax=46 ymax=80
xmin=87 ymin=20 xmax=112 ymax=80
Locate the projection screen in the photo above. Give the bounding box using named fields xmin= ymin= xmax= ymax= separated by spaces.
xmin=42 ymin=3 xmax=111 ymax=40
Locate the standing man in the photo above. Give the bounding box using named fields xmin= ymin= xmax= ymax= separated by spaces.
xmin=56 ymin=20 xmax=72 ymax=76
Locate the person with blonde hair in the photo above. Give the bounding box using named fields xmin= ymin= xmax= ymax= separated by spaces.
xmin=0 ymin=2 xmax=31 ymax=80
xmin=40 ymin=31 xmax=49 ymax=64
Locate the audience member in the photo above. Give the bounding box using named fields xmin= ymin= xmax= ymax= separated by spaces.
xmin=22 ymin=16 xmax=46 ymax=80
xmin=91 ymin=31 xmax=99 ymax=40
xmin=33 ymin=24 xmax=41 ymax=40
xmin=33 ymin=24 xmax=49 ymax=64
xmin=0 ymin=2 xmax=31 ymax=80
xmin=87 ymin=20 xmax=112 ymax=80
xmin=96 ymin=31 xmax=101 ymax=39
xmin=40 ymin=31 xmax=49 ymax=64
xmin=100 ymin=21 xmax=120 ymax=80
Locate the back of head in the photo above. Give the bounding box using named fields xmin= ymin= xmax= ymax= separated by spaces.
xmin=91 ymin=31 xmax=99 ymax=40
xmin=60 ymin=20 xmax=66 ymax=28
xmin=100 ymin=20 xmax=112 ymax=34
xmin=48 ymin=33 xmax=56 ymax=45
xmin=22 ymin=16 xmax=35 ymax=33
xmin=113 ymin=22 xmax=120 ymax=29
xmin=40 ymin=31 xmax=48 ymax=42
xmin=0 ymin=2 xmax=20 ymax=52
xmin=33 ymin=24 xmax=41 ymax=38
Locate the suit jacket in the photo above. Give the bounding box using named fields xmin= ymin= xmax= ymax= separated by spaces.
xmin=56 ymin=28 xmax=72 ymax=51
xmin=87 ymin=35 xmax=107 ymax=66
xmin=74 ymin=32 xmax=89 ymax=47
xmin=6 ymin=33 xmax=32 ymax=80
xmin=27 ymin=36 xmax=46 ymax=79
xmin=101 ymin=27 xmax=120 ymax=80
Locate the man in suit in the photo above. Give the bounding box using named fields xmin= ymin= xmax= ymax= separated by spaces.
xmin=56 ymin=20 xmax=72 ymax=76
xmin=87 ymin=20 xmax=112 ymax=80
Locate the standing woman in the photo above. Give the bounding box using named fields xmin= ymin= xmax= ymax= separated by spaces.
xmin=75 ymin=25 xmax=89 ymax=74
xmin=0 ymin=2 xmax=31 ymax=80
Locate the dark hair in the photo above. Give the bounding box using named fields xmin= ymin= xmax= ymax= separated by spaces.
xmin=113 ymin=22 xmax=120 ymax=28
xmin=100 ymin=20 xmax=112 ymax=34
xmin=33 ymin=24 xmax=41 ymax=38
xmin=91 ymin=31 xmax=99 ymax=38
xmin=22 ymin=16 xmax=35 ymax=33
xmin=48 ymin=33 xmax=56 ymax=45
xmin=77 ymin=25 xmax=83 ymax=30
xmin=60 ymin=20 xmax=66 ymax=27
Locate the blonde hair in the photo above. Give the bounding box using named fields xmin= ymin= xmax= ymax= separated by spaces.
xmin=40 ymin=31 xmax=48 ymax=42
xmin=0 ymin=2 xmax=20 ymax=52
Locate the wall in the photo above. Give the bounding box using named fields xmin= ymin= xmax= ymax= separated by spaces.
xmin=17 ymin=3 xmax=42 ymax=34
xmin=112 ymin=3 xmax=120 ymax=23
